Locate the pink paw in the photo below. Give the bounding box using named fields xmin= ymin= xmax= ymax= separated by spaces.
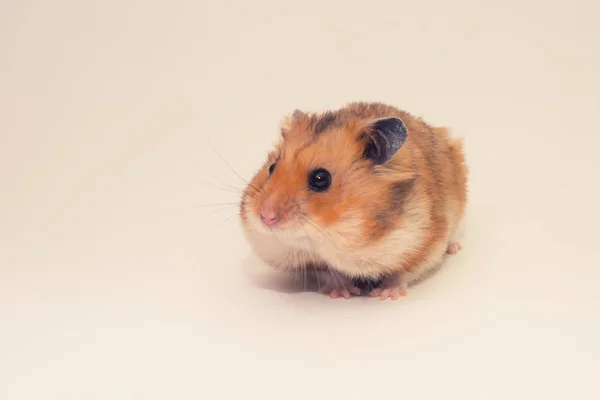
xmin=446 ymin=242 xmax=462 ymax=255
xmin=369 ymin=286 xmax=407 ymax=300
xmin=368 ymin=273 xmax=408 ymax=300
xmin=320 ymin=285 xmax=361 ymax=299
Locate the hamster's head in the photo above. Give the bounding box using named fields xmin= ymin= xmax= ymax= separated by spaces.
xmin=239 ymin=109 xmax=414 ymax=266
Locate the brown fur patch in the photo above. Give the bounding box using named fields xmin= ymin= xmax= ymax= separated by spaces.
xmin=313 ymin=111 xmax=340 ymax=135
xmin=368 ymin=178 xmax=416 ymax=242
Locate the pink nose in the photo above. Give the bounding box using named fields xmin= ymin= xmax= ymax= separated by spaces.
xmin=260 ymin=208 xmax=279 ymax=226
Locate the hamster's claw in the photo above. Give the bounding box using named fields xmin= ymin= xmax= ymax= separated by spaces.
xmin=320 ymin=285 xmax=361 ymax=299
xmin=446 ymin=242 xmax=463 ymax=254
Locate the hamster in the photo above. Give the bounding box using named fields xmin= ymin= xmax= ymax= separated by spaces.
xmin=239 ymin=102 xmax=468 ymax=300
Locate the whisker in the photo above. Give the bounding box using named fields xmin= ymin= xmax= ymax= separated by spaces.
xmin=199 ymin=135 xmax=262 ymax=195
xmin=197 ymin=180 xmax=245 ymax=196
xmin=210 ymin=213 xmax=240 ymax=231
xmin=328 ymin=265 xmax=343 ymax=287
xmin=208 ymin=173 xmax=256 ymax=196
xmin=313 ymin=264 xmax=322 ymax=292
xmin=303 ymin=264 xmax=308 ymax=293
xmin=294 ymin=213 xmax=348 ymax=291
xmin=295 ymin=211 xmax=323 ymax=293
xmin=179 ymin=137 xmax=260 ymax=198
xmin=298 ymin=213 xmax=344 ymax=252
xmin=297 ymin=212 xmax=352 ymax=289
xmin=152 ymin=202 xmax=240 ymax=216
xmin=190 ymin=205 xmax=240 ymax=222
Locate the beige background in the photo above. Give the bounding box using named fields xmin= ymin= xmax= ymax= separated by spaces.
xmin=1 ymin=0 xmax=599 ymax=399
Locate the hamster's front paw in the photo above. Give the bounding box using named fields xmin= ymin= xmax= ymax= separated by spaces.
xmin=369 ymin=273 xmax=407 ymax=300
xmin=317 ymin=272 xmax=361 ymax=299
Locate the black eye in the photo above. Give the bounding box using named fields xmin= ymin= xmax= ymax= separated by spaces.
xmin=268 ymin=162 xmax=276 ymax=175
xmin=308 ymin=168 xmax=332 ymax=192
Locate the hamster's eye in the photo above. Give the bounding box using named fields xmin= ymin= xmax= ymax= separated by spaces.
xmin=268 ymin=162 xmax=276 ymax=175
xmin=308 ymin=168 xmax=331 ymax=192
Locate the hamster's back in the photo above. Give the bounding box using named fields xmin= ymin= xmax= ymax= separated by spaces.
xmin=344 ymin=102 xmax=468 ymax=272
xmin=344 ymin=102 xmax=468 ymax=229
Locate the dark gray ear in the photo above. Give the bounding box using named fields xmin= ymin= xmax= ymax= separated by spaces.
xmin=292 ymin=109 xmax=305 ymax=119
xmin=363 ymin=117 xmax=408 ymax=165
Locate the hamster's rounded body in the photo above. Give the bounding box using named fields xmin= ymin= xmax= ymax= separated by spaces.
xmin=240 ymin=102 xmax=468 ymax=299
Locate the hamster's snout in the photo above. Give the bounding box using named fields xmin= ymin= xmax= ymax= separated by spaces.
xmin=257 ymin=194 xmax=297 ymax=229
xmin=259 ymin=195 xmax=287 ymax=227
xmin=260 ymin=205 xmax=279 ymax=227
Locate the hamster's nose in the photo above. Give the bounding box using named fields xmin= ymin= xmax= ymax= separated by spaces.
xmin=260 ymin=207 xmax=279 ymax=226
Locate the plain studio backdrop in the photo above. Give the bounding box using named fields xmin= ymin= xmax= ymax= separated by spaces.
xmin=1 ymin=0 xmax=599 ymax=399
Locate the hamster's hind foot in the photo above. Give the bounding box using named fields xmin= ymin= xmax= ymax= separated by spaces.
xmin=317 ymin=271 xmax=361 ymax=299
xmin=446 ymin=242 xmax=463 ymax=255
xmin=369 ymin=273 xmax=407 ymax=300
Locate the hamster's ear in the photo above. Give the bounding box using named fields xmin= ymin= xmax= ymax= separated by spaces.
xmin=362 ymin=117 xmax=408 ymax=165
xmin=292 ymin=109 xmax=305 ymax=119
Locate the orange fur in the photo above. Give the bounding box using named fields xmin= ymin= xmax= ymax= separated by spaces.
xmin=240 ymin=102 xmax=468 ymax=298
